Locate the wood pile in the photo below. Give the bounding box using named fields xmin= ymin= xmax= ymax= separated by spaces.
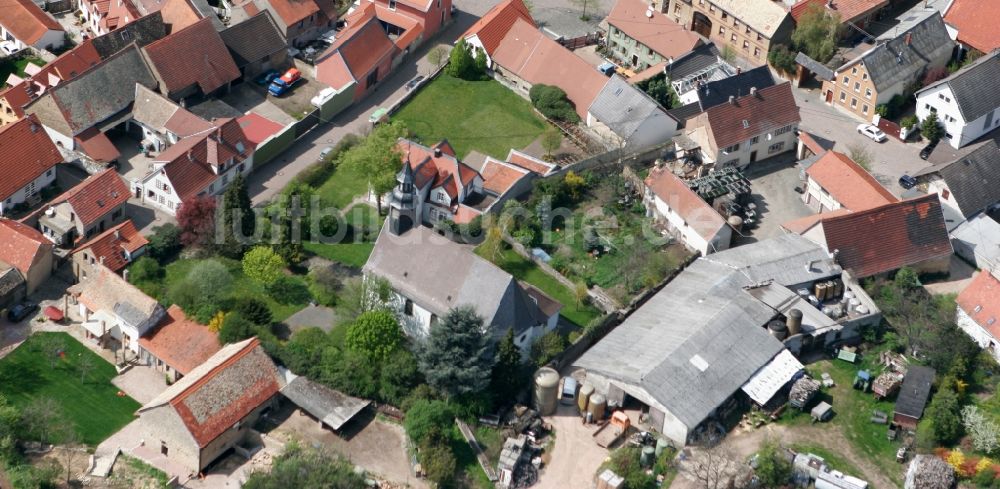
xmin=904 ymin=455 xmax=955 ymax=489
xmin=789 ymin=377 xmax=821 ymax=409
xmin=873 ymin=372 xmax=903 ymax=398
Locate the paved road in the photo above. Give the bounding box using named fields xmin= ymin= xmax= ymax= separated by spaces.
xmin=246 ymin=13 xmax=480 ymax=205
xmin=793 ymin=86 xmax=930 ymax=197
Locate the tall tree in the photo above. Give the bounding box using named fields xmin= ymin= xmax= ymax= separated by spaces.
xmin=176 ymin=195 xmax=217 ymax=249
xmin=419 ymin=306 xmax=494 ymax=398
xmin=446 ymin=38 xmax=482 ymax=80
xmin=927 ymin=382 xmax=962 ymax=444
xmin=570 ymin=0 xmax=593 ymax=20
xmin=791 ymin=4 xmax=840 ymax=63
xmin=341 ymin=122 xmax=407 ymax=213
xmin=219 ymin=174 xmax=254 ymax=258
xmin=426 ymin=45 xmax=448 ymax=74
xmin=490 ymin=329 xmax=525 ymax=404
xmin=541 ymin=126 xmax=562 ymax=159
xmin=242 ymin=246 xmax=286 ymax=286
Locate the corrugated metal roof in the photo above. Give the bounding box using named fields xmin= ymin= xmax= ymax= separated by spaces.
xmin=741 ymin=349 xmax=803 ymax=406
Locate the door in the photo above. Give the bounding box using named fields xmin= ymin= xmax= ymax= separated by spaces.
xmin=750 ymin=151 xmax=757 ymax=162
xmin=160 ymin=441 xmax=168 ymax=456
xmin=691 ymin=11 xmax=712 ymax=38
xmin=825 ymin=90 xmax=833 ymax=103
xmin=631 ymin=54 xmax=639 ymax=67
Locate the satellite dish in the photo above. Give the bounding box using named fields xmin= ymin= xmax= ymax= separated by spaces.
xmin=645 ymin=7 xmax=653 ymax=17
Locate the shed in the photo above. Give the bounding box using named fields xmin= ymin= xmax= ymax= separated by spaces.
xmin=280 ymin=375 xmax=371 ymax=431
xmin=893 ymin=366 xmax=935 ymax=429
xmin=811 ymin=401 xmax=833 ymax=422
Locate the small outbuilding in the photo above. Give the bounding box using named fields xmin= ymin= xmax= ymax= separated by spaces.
xmin=280 ymin=375 xmax=371 ymax=433
xmin=811 ymin=402 xmax=833 ymax=422
xmin=893 ymin=366 xmax=935 ymax=430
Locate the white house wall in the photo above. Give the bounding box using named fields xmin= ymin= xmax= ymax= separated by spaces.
xmin=648 ymin=193 xmax=712 ymax=255
xmin=957 ymin=308 xmax=1000 ymax=362
xmin=584 ymin=371 xmax=690 ymax=446
xmin=0 ymin=167 xmax=56 ymax=214
xmin=804 ymin=177 xmax=843 ymax=213
xmin=712 ymin=125 xmax=798 ymax=170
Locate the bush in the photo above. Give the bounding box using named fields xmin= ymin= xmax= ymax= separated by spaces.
xmin=233 ymin=297 xmax=273 ymax=326
xmin=529 ymin=84 xmax=580 ymax=123
xmin=767 ymin=44 xmax=796 ymax=74
xmin=242 ymin=246 xmax=286 ymax=286
xmin=307 ymin=266 xmax=342 ymax=307
xmin=531 ymin=332 xmax=567 ymax=367
xmin=219 ymin=312 xmax=259 ymax=344
xmin=129 ymin=256 xmax=162 ymax=283
xmin=404 ymin=400 xmax=454 ymax=446
xmin=446 ymin=38 xmax=485 ymax=81
xmin=420 ymin=443 xmax=456 ymax=485
xmin=922 ymin=112 xmax=943 ymax=142
xmin=187 ymin=260 xmax=233 ymax=302
xmin=345 ymin=311 xmax=404 ymax=361
xmin=267 ymin=276 xmax=312 ymax=305
xmin=901 ymin=115 xmax=919 ymax=130
xmin=146 ymin=223 xmax=182 ymax=262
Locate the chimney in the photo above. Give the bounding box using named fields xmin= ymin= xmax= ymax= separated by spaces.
xmin=100 ymin=256 xmax=105 ymax=266
xmin=187 ymin=149 xmax=194 ymax=161
xmin=123 ymin=269 xmax=129 ymax=282
xmin=433 ymin=147 xmax=442 ymax=157
xmin=728 ymin=95 xmax=736 ymax=105
xmin=904 ymin=33 xmax=912 ymax=46
xmin=114 ymin=229 xmax=121 ymax=240
xmin=750 ymin=86 xmax=757 ymax=96
xmin=29 ymin=123 xmax=38 ymax=133
xmin=736 ymin=66 xmax=741 ymax=75
xmin=831 ymin=248 xmax=840 ymax=264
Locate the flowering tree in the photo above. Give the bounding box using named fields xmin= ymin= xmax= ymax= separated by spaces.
xmin=176 ymin=195 xmax=217 ymax=249
xmin=962 ymin=405 xmax=1000 ymax=454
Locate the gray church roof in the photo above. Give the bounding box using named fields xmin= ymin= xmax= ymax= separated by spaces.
xmin=917 ymin=50 xmax=1000 ymax=123
xmin=364 ymin=225 xmax=556 ymax=338
xmin=575 ymin=234 xmax=841 ymax=430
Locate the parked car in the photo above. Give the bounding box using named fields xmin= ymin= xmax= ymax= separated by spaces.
xmin=254 ymin=69 xmax=280 ymax=86
xmin=857 ymin=123 xmax=887 ymax=142
xmin=268 ymin=68 xmax=303 ymax=96
xmin=898 ymin=174 xmax=917 ymax=189
xmin=318 ymin=146 xmax=335 ymax=161
xmin=7 ymin=302 xmax=38 ymax=322
xmin=919 ymin=138 xmax=938 ymax=160
xmin=597 ymin=62 xmax=616 ymax=76
xmin=405 ymin=75 xmax=425 ymax=91
xmin=311 ymin=87 xmax=337 ymax=108
xmin=560 ymin=376 xmax=578 ymax=405
xmin=0 ymin=41 xmax=20 ymax=56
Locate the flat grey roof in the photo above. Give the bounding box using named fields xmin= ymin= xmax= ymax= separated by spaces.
xmin=281 ymin=375 xmax=370 ymax=431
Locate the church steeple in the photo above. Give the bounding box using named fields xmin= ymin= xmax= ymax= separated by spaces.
xmin=388 ymin=157 xmax=417 ymax=235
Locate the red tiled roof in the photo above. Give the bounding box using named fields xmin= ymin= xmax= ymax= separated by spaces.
xmin=315 ymin=51 xmax=354 ymax=88
xmin=3 ymin=0 xmax=64 ymax=45
xmin=805 ymin=151 xmax=897 ymax=211
xmin=481 ymin=157 xmax=529 ymax=195
xmin=158 ymin=0 xmax=202 ymax=30
xmin=957 ymin=271 xmax=1000 ymax=338
xmin=266 ymin=0 xmax=322 ymax=27
xmin=0 ymin=42 xmax=101 ymax=119
xmin=462 ymin=0 xmax=534 ymax=55
xmin=606 ymin=0 xmax=703 ymax=59
xmin=821 ymin=194 xmax=953 ymax=277
xmin=798 ymin=130 xmax=829 ymax=155
xmin=398 ymin=138 xmax=481 ymax=200
xmin=48 ymin=168 xmax=130 ymax=228
xmin=492 ymin=18 xmax=608 ymax=119
xmin=156 ymin=118 xmax=254 ymax=201
xmin=944 ymin=0 xmax=1000 ymax=53
xmin=453 ymin=204 xmax=481 ymax=224
xmin=644 ymin=165 xmax=727 ymax=239
xmin=143 ymin=18 xmax=240 ymax=95
xmin=73 ymin=127 xmax=121 ymax=163
xmin=324 ymin=4 xmax=397 ymax=82
xmin=779 ymin=208 xmax=850 ymax=234
xmin=506 ymin=149 xmax=556 ymax=175
xmin=0 ymin=218 xmax=51 ymax=278
xmin=72 ymin=220 xmax=148 ymax=273
xmin=790 ymin=0 xmax=888 ymax=23
xmin=139 ymin=304 xmax=221 ymax=375
xmin=236 ymin=112 xmax=283 ymax=145
xmin=96 ymin=0 xmax=142 ymax=32
xmin=701 ymin=82 xmax=801 ymax=152
xmin=0 ymin=114 xmax=62 ymax=201
xmin=162 ymin=338 xmax=282 ymax=447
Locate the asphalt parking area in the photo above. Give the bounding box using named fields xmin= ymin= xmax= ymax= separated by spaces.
xmin=736 ymin=155 xmax=813 ymax=244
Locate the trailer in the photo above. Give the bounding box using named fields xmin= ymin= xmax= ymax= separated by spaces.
xmin=593 ymin=411 xmax=629 ymax=448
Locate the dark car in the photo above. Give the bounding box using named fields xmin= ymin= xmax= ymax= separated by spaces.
xmin=254 ymin=69 xmax=279 ymax=86
xmin=919 ymin=138 xmax=938 ymax=160
xmin=899 ymin=174 xmax=918 ymax=190
xmin=405 ymin=75 xmax=425 ymax=91
xmin=7 ymin=302 xmax=38 ymax=322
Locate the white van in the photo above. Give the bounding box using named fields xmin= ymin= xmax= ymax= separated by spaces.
xmin=560 ymin=377 xmax=578 ymax=405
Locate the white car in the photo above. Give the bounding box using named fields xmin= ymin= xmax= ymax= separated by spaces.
xmin=0 ymin=41 xmax=20 ymax=56
xmin=857 ymin=123 xmax=887 ymax=142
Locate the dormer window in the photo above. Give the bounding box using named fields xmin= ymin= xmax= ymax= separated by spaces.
xmin=235 ymin=141 xmax=245 ymax=154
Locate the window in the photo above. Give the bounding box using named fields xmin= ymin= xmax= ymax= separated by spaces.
xmin=842 ymin=76 xmax=849 ymax=86
xmin=733 ymin=19 xmax=738 ymax=27
xmin=854 ymin=82 xmax=860 ymax=92
xmin=768 ymin=142 xmax=785 ymax=153
xmin=742 ymin=40 xmax=749 ymax=50
xmin=112 ymin=209 xmax=122 ymax=220
xmin=941 ymin=189 xmax=950 ymax=200
xmin=674 ymin=2 xmax=681 ymax=12
xmin=389 ymin=0 xmax=395 ymax=8
xmin=862 ymin=73 xmax=868 ymax=80
xmin=756 ymin=33 xmax=762 ymax=41
xmin=774 ymin=125 xmax=793 ymax=135
xmin=751 ymin=135 xmax=760 ymax=144
xmin=862 ymin=104 xmax=869 ymax=114
xmin=147 ymin=190 xmax=155 ymax=198
xmin=366 ymin=68 xmax=379 ymax=88
xmin=730 ymin=33 xmax=736 ymax=42
xmin=235 ymin=141 xmax=245 ymax=154
xmin=851 ymin=67 xmax=858 ymax=75
xmin=404 ymin=299 xmax=413 ymax=316
xmin=840 ymin=91 xmax=846 ymax=102
xmin=723 ymin=143 xmax=740 ymax=153
xmin=753 ymin=47 xmax=760 ymax=58
xmin=46 ymin=169 xmax=52 ymax=176
xmin=209 ymin=183 xmax=215 ymax=193
xmin=865 ymin=88 xmax=872 ymax=99
xmin=709 ymin=4 xmax=715 ymax=12
xmin=851 ymin=97 xmax=857 ymax=108
xmin=721 ymin=11 xmax=727 ymax=19
xmin=120 ymin=30 xmax=131 ymax=41
xmin=745 ymin=26 xmax=750 ymax=34
xmin=946 ymin=132 xmax=954 ymax=139
xmin=718 ymin=26 xmax=725 ymax=35
xmin=238 ymin=163 xmax=245 ymax=172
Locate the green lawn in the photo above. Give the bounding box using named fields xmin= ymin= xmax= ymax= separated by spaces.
xmin=477 ymin=247 xmax=601 ymax=327
xmin=0 ymin=57 xmax=45 ymax=88
xmin=154 ymin=257 xmax=308 ymax=322
xmin=315 ymin=160 xmax=370 ymax=209
xmin=392 ymin=74 xmax=547 ymax=159
xmin=450 ymin=425 xmax=493 ymax=489
xmin=0 ymin=333 xmax=139 ymax=446
xmin=303 ymin=205 xmax=385 ymax=268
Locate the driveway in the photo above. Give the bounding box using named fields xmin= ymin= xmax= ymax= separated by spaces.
xmin=112 ymin=365 xmax=168 ymax=405
xmin=736 ymin=154 xmax=812 ymax=243
xmin=223 ymin=83 xmax=298 ymax=126
xmin=792 ymin=87 xmax=929 ymax=197
xmin=535 ymin=403 xmax=610 ymax=489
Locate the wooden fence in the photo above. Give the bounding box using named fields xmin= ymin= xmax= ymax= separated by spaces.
xmin=557 ymin=32 xmax=603 ymax=50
